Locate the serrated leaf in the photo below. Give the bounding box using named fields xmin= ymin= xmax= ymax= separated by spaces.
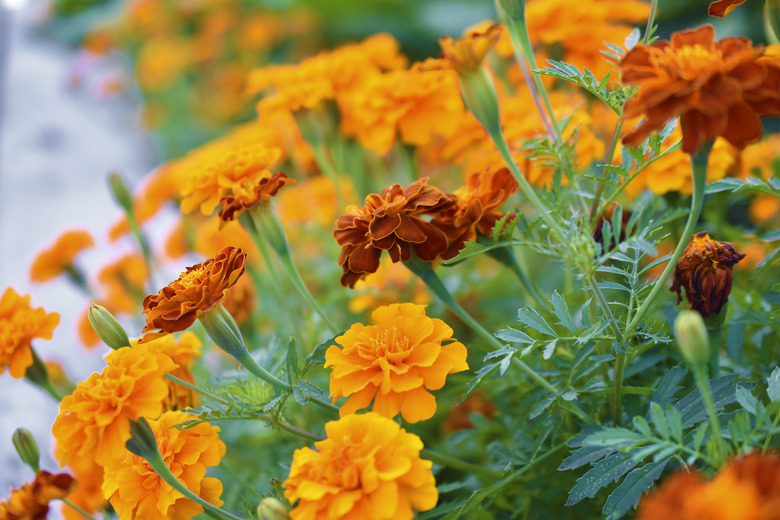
xmin=582 ymin=428 xmax=644 ymax=448
xmin=530 ymin=395 xmax=555 ymax=420
xmin=649 ymin=402 xmax=669 ymax=440
xmin=517 ymin=306 xmax=558 ymax=337
xmin=652 ymin=367 xmax=686 ymax=407
xmin=494 ymin=326 xmax=535 ymax=345
xmin=559 ymin=445 xmax=616 ymax=471
xmin=298 ymin=380 xmax=323 ymax=397
xmin=459 ymin=361 xmax=502 ymax=404
xmin=632 ymin=416 xmax=652 ymax=437
xmin=551 ymin=291 xmax=576 ymax=333
xmin=292 ymin=385 xmax=308 ymax=405
xmin=566 ymin=452 xmax=640 ymax=506
xmin=543 ymin=340 xmax=557 ymax=360
xmin=667 ymin=406 xmax=683 ymax=443
xmin=263 ymin=395 xmax=284 ymax=412
xmin=735 ymin=385 xmax=759 ymax=415
xmin=603 ymin=459 xmax=670 ymax=520
xmin=767 ymin=367 xmax=780 ymax=402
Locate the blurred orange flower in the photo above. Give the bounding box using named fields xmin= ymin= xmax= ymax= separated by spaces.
xmin=0 ymin=471 xmax=76 ymax=520
xmin=284 ymin=412 xmax=438 ymax=520
xmin=419 ymin=23 xmax=502 ymax=74
xmin=621 ymin=24 xmax=780 ymax=154
xmin=0 ymin=288 xmax=60 ymax=379
xmin=29 ymin=230 xmax=94 ymax=283
xmin=326 ymin=303 xmax=468 ymax=423
xmin=52 ymin=345 xmax=176 ymax=467
xmin=349 ymin=257 xmax=430 ymax=314
xmin=141 ymin=246 xmax=246 ymax=341
xmin=62 ymin=459 xmax=106 ymax=520
xmin=218 ymin=171 xmax=296 ymax=222
xmin=102 ymin=410 xmax=225 ymax=520
xmin=334 ymin=179 xmax=456 ymax=288
xmin=709 ymin=0 xmax=747 ymax=17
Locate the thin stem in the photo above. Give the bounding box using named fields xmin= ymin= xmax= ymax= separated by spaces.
xmin=421 ymin=448 xmax=503 ymax=479
xmin=692 ymin=365 xmax=727 ymax=465
xmin=589 ymin=120 xmax=624 ymax=221
xmin=164 ymin=373 xmax=230 ymax=406
xmin=61 ymin=498 xmax=98 ymax=520
xmin=643 ymin=0 xmax=659 ymax=45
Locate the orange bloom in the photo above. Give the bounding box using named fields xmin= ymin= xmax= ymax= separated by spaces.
xmin=671 ymin=231 xmax=746 ymax=317
xmin=325 ymin=303 xmax=468 ymax=423
xmin=139 ymin=332 xmax=202 ymax=410
xmin=0 ymin=471 xmax=76 ymax=520
xmin=218 ymin=171 xmax=296 ymax=222
xmin=97 ymin=254 xmax=148 ymax=314
xmin=419 ymin=23 xmax=502 ymax=74
xmin=620 ymin=24 xmax=780 ymax=154
xmin=140 ymin=246 xmax=246 ymax=341
xmin=284 ymin=412 xmax=438 ymax=520
xmin=277 ymin=175 xmax=356 ymax=228
xmin=61 ymin=459 xmax=106 ymax=520
xmin=102 ymin=410 xmax=225 ymax=520
xmin=709 ymin=0 xmax=747 ymax=17
xmin=52 ymin=344 xmax=176 ymax=467
xmin=0 ymin=288 xmax=60 ymax=379
xmin=334 ymin=179 xmax=457 ymax=288
xmin=637 ymin=452 xmax=780 ymax=520
xmin=29 ymin=230 xmax=94 ymax=283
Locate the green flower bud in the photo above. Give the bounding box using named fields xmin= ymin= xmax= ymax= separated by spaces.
xmin=109 ymin=172 xmax=134 ymax=213
xmin=256 ymin=498 xmax=290 ymax=520
xmin=12 ymin=428 xmax=40 ymax=472
xmin=674 ymin=310 xmax=710 ymax=367
xmin=198 ymin=304 xmax=249 ymax=361
xmin=458 ymin=66 xmax=502 ymax=137
xmin=88 ymin=304 xmax=131 ymax=350
xmin=126 ymin=417 xmax=158 ymax=459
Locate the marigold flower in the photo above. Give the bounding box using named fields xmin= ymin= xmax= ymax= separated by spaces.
xmin=29 ymin=230 xmax=94 ymax=283
xmin=140 ymin=246 xmax=246 ymax=341
xmin=0 ymin=288 xmax=60 ymax=379
xmin=637 ymin=451 xmax=780 ymax=520
xmin=326 ymin=303 xmax=468 ymax=423
xmin=419 ymin=23 xmax=502 ymax=74
xmin=334 ymin=179 xmax=457 ymax=288
xmin=620 ymin=24 xmax=780 ymax=154
xmin=284 ymin=412 xmax=438 ymax=520
xmin=218 ymin=171 xmax=296 ymax=222
xmin=52 ymin=345 xmax=176 ymax=467
xmin=139 ymin=332 xmax=202 ymax=410
xmin=0 ymin=471 xmax=76 ymax=520
xmin=102 ymin=410 xmax=225 ymax=520
xmin=97 ymin=254 xmax=148 ymax=314
xmin=709 ymin=0 xmax=747 ymax=17
xmin=61 ymin=458 xmax=106 ymax=520
xmin=671 ymin=231 xmax=746 ymax=317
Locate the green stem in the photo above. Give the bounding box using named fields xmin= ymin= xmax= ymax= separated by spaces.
xmin=421 ymin=448 xmax=503 ymax=479
xmin=589 ymin=120 xmax=624 ymax=222
xmin=163 ymin=373 xmax=230 ymax=406
xmin=61 ymin=498 xmax=98 ymax=520
xmin=707 ymin=326 xmax=722 ymax=378
xmin=692 ymin=364 xmax=727 ymax=465
xmin=643 ymin=0 xmax=659 ymax=45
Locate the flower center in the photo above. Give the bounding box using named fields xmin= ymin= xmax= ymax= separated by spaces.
xmin=657 ymin=44 xmax=723 ymax=76
xmin=359 ymin=327 xmax=409 ymax=360
xmin=178 ymin=265 xmax=207 ymax=287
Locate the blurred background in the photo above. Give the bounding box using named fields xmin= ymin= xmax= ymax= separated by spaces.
xmin=0 ymin=0 xmax=768 ymax=510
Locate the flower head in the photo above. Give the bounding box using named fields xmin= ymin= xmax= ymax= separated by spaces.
xmin=29 ymin=230 xmax=94 ymax=283
xmin=620 ymin=24 xmax=780 ymax=154
xmin=102 ymin=410 xmax=225 ymax=520
xmin=671 ymin=231 xmax=746 ymax=317
xmin=0 ymin=288 xmax=60 ymax=379
xmin=284 ymin=412 xmax=438 ymax=520
xmin=52 ymin=345 xmax=176 ymax=467
xmin=0 ymin=471 xmax=76 ymax=520
xmin=334 ymin=179 xmax=457 ymax=288
xmin=419 ymin=24 xmax=502 ymax=74
xmin=218 ymin=171 xmax=296 ymax=223
xmin=709 ymin=0 xmax=747 ymax=17
xmin=140 ymin=246 xmax=246 ymax=341
xmin=326 ymin=303 xmax=468 ymax=423
xmin=138 ymin=332 xmax=202 ymax=410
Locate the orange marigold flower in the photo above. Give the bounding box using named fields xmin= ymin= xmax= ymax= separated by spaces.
xmin=0 ymin=471 xmax=76 ymax=520
xmin=97 ymin=254 xmax=148 ymax=314
xmin=334 ymin=179 xmax=457 ymax=288
xmin=138 ymin=332 xmax=202 ymax=410
xmin=140 ymin=246 xmax=246 ymax=341
xmin=325 ymin=303 xmax=468 ymax=423
xmin=637 ymin=451 xmax=780 ymax=520
xmin=61 ymin=459 xmax=106 ymax=520
xmin=709 ymin=0 xmax=747 ymax=17
xmin=620 ymin=24 xmax=780 ymax=154
xmin=29 ymin=230 xmax=94 ymax=283
xmin=218 ymin=171 xmax=296 ymax=222
xmin=102 ymin=410 xmax=225 ymax=520
xmin=284 ymin=412 xmax=438 ymax=520
xmin=419 ymin=23 xmax=502 ymax=74
xmin=0 ymin=288 xmax=60 ymax=379
xmin=431 ymin=166 xmax=518 ymax=259
xmin=52 ymin=345 xmax=176 ymax=467
xmin=671 ymin=231 xmax=746 ymax=317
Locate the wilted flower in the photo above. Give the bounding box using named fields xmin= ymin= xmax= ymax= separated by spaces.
xmin=0 ymin=288 xmax=60 ymax=379
xmin=102 ymin=410 xmax=225 ymax=520
xmin=284 ymin=412 xmax=438 ymax=519
xmin=52 ymin=345 xmax=176 ymax=467
xmin=620 ymin=24 xmax=780 ymax=154
xmin=29 ymin=230 xmax=94 ymax=283
xmin=637 ymin=451 xmax=780 ymax=520
xmin=670 ymin=232 xmax=746 ymax=317
xmin=140 ymin=246 xmax=246 ymax=341
xmin=218 ymin=171 xmax=296 ymax=222
xmin=0 ymin=471 xmax=76 ymax=520
xmin=326 ymin=303 xmax=468 ymax=423
xmin=709 ymin=0 xmax=747 ymax=17
xmin=334 ymin=179 xmax=456 ymax=288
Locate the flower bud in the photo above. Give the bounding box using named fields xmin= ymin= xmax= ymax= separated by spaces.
xmin=674 ymin=310 xmax=710 ymax=367
xmin=126 ymin=417 xmax=158 ymax=459
xmin=458 ymin=66 xmax=502 ymax=136
xmin=257 ymin=498 xmax=290 ymax=520
xmin=109 ymin=172 xmax=134 ymax=213
xmin=88 ymin=304 xmax=131 ymax=350
xmin=198 ymin=303 xmax=250 ymax=361
xmin=12 ymin=428 xmax=40 ymax=472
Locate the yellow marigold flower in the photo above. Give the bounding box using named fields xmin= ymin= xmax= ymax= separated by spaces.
xmin=29 ymin=230 xmax=94 ymax=283
xmin=0 ymin=471 xmax=76 ymax=520
xmin=326 ymin=303 xmax=468 ymax=423
xmin=340 ymin=68 xmax=465 ymax=155
xmin=52 ymin=345 xmax=176 ymax=467
xmin=0 ymin=288 xmax=60 ymax=379
xmin=419 ymin=23 xmax=502 ymax=74
xmin=709 ymin=0 xmax=747 ymax=17
xmin=284 ymin=412 xmax=438 ymax=520
xmin=218 ymin=171 xmax=297 ymax=223
xmin=637 ymin=451 xmax=780 ymax=520
xmin=671 ymin=231 xmax=745 ymax=317
xmin=140 ymin=246 xmax=247 ymax=341
xmin=102 ymin=410 xmax=225 ymax=520
xmin=61 ymin=458 xmax=106 ymax=520
xmin=138 ymin=332 xmax=202 ymax=410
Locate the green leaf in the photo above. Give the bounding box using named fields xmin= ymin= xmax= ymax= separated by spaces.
xmin=516 ymin=306 xmax=558 ymax=337
xmin=735 ymin=385 xmax=759 ymax=415
xmin=459 ymin=361 xmax=502 ymax=404
xmin=565 ymin=452 xmax=640 ymax=506
xmin=285 ymin=337 xmax=299 ymax=384
xmin=649 ymin=402 xmax=669 ymax=440
xmin=494 ymin=327 xmax=534 ymax=345
xmin=304 ymin=334 xmax=340 ymax=372
xmin=551 ymin=291 xmax=576 ymax=333
xmin=767 ymin=367 xmax=780 ymax=402
xmin=603 ymin=459 xmax=670 ymax=520
xmin=559 ymin=446 xmax=616 ymax=471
